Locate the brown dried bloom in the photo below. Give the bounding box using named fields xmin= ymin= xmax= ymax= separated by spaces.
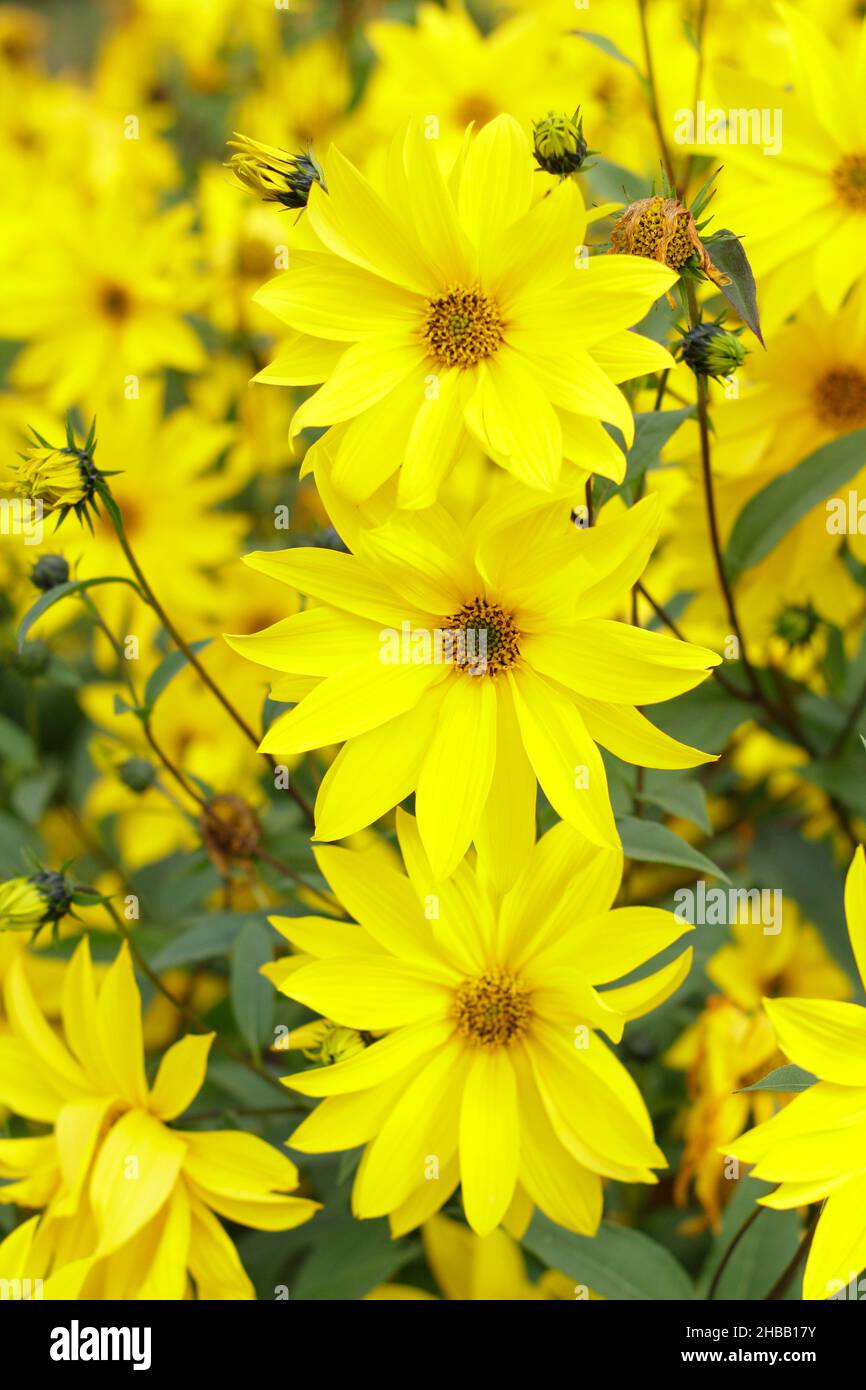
xmin=610 ymin=196 xmax=730 ymax=288
xmin=200 ymin=794 xmax=262 ymax=873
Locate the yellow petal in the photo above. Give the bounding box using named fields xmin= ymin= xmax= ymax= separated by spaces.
xmin=765 ymin=996 xmax=866 ymax=1085
xmin=90 ymin=1110 xmax=185 ymax=1257
xmin=149 ymin=1032 xmax=214 ymax=1121
xmin=96 ymin=942 xmax=149 ymax=1108
xmin=416 ymin=675 xmax=498 ymax=879
xmin=459 ymin=1049 xmax=519 ymax=1236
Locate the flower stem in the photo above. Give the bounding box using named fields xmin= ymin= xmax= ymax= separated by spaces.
xmin=104 ymin=501 xmax=316 ymax=827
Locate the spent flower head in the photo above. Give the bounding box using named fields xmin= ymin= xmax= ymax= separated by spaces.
xmin=225 ymin=133 xmax=326 ymax=210
xmin=611 ymin=194 xmax=730 ymax=289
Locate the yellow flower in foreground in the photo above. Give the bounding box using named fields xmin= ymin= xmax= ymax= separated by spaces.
xmin=253 ymin=114 xmax=675 ymax=504
xmin=368 ymin=1213 xmax=580 ymax=1300
xmin=0 ymin=939 xmax=318 ymax=1299
xmin=726 ymin=847 xmax=866 ymax=1300
xmin=273 ymin=811 xmax=693 ymax=1238
xmin=227 ymin=466 xmax=720 ymax=884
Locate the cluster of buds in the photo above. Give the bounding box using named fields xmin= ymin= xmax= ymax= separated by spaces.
xmin=225 ymin=133 xmax=326 ymax=210
xmin=532 ymin=110 xmax=592 ymax=177
xmin=0 ymin=870 xmax=74 ymax=934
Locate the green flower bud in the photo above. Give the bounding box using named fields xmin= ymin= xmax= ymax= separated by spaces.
xmin=532 ymin=110 xmax=588 ymax=176
xmin=0 ymin=870 xmax=74 ymax=932
xmin=225 ymin=133 xmax=326 ymax=210
xmin=31 ymin=553 xmax=70 ymax=591
xmin=118 ymin=757 xmax=157 ymax=793
xmin=679 ymin=322 xmax=747 ymax=379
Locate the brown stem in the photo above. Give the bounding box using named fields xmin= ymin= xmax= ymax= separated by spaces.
xmin=109 ymin=519 xmax=316 ymax=828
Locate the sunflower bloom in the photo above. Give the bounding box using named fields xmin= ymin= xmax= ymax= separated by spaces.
xmin=227 ymin=465 xmax=720 ymax=885
xmin=0 ymin=939 xmax=318 ymax=1299
xmin=252 ymin=114 xmax=675 ymax=505
xmin=726 ymin=847 xmax=866 ymax=1300
xmin=272 ymin=812 xmax=693 ymax=1237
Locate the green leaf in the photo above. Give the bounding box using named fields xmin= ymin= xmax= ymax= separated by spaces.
xmin=698 ymin=1178 xmax=801 ymax=1299
xmin=739 ymin=1064 xmax=818 ymax=1094
xmin=636 ymin=770 xmax=712 ymax=834
xmin=617 ymin=815 xmax=731 ymax=882
xmin=0 ymin=714 xmax=37 ymax=770
xmin=646 ymin=677 xmax=747 ymax=754
xmin=599 ymin=407 xmax=695 ymax=509
xmin=231 ymin=919 xmax=275 ymax=1055
xmin=704 ymin=229 xmax=763 ymax=344
xmin=17 ymin=576 xmax=142 ymax=647
xmin=726 ymin=428 xmax=866 ymax=579
xmin=522 ymin=1213 xmax=695 ymax=1300
xmin=292 ymin=1211 xmax=412 ymax=1301
xmin=570 ymin=28 xmax=639 ymax=70
xmin=150 ymin=912 xmax=254 ymax=970
xmin=11 ymin=767 xmax=59 ymax=824
xmin=143 ymin=639 xmax=211 ymax=712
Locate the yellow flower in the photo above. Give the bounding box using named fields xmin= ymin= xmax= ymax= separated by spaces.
xmin=667 ymin=903 xmax=851 ymax=1229
xmin=369 ymin=1213 xmax=584 ymax=1300
xmin=227 ymin=460 xmax=719 ymax=885
xmin=726 ymin=846 xmax=866 ymax=1299
xmin=252 ymin=114 xmax=674 ymax=505
xmin=0 ymin=877 xmax=49 ymax=933
xmin=700 ymin=4 xmax=866 ymax=326
xmin=0 ymin=939 xmax=318 ymax=1298
xmin=271 ymin=811 xmax=693 ymax=1238
xmin=0 ymin=192 xmax=205 ymax=410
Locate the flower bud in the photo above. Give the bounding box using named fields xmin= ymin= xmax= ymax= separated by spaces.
xmin=0 ymin=870 xmax=73 ymax=932
xmin=532 ymin=111 xmax=588 ymax=176
xmin=678 ymin=323 xmax=747 ymax=379
xmin=118 ymin=757 xmax=158 ymax=793
xmin=225 ymin=133 xmax=325 ymax=210
xmin=30 ymin=553 xmax=70 ymax=591
xmin=773 ymin=603 xmax=820 ymax=649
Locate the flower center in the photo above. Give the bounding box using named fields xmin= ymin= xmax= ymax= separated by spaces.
xmin=423 ymin=286 xmax=503 ymax=368
xmin=813 ymin=367 xmax=866 ymax=429
xmin=453 ymin=969 xmax=531 ymax=1047
xmin=443 ymin=597 xmax=520 ymax=676
xmin=100 ymin=282 xmax=132 ymax=321
xmin=832 ymin=154 xmax=866 ymax=211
